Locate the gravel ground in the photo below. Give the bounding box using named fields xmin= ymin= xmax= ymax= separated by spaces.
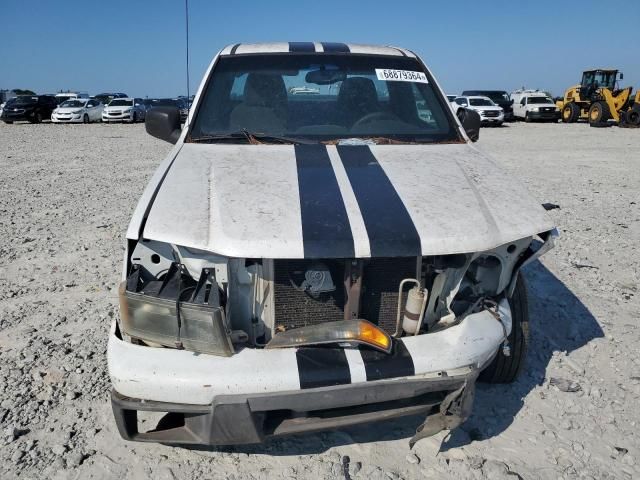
xmin=0 ymin=121 xmax=639 ymax=480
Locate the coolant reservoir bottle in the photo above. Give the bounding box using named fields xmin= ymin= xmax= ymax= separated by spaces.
xmin=402 ymin=286 xmax=426 ymax=334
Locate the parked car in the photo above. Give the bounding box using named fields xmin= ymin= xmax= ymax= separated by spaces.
xmin=51 ymin=98 xmax=104 ymax=123
xmin=0 ymin=95 xmax=57 ymax=123
xmin=453 ymin=95 xmax=505 ymax=126
xmin=109 ymin=41 xmax=556 ymax=447
xmin=461 ymin=90 xmax=513 ymax=120
xmin=102 ymin=98 xmax=146 ymax=123
xmin=146 ymin=98 xmax=189 ymax=122
xmin=510 ymin=89 xmax=560 ymax=122
xmin=94 ymin=92 xmax=128 ymax=105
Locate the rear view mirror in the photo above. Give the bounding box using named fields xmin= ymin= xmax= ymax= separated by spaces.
xmin=145 ymin=107 xmax=181 ymax=144
xmin=305 ymin=68 xmax=346 ymax=85
xmin=457 ymin=108 xmax=480 ymax=142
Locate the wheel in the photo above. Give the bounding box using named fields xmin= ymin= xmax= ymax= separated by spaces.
xmin=3 ymin=121 xmax=13 ymax=124
xmin=626 ymin=106 xmax=640 ymax=126
xmin=588 ymin=101 xmax=610 ymax=125
xmin=479 ymin=272 xmax=529 ymax=384
xmin=83 ymin=114 xmax=89 ymax=124
xmin=131 ymin=112 xmax=137 ymax=123
xmin=562 ymin=103 xmax=580 ymax=123
xmin=524 ymin=113 xmax=531 ymax=123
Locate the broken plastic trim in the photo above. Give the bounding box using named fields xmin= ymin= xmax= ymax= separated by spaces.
xmin=265 ymin=319 xmax=392 ymax=353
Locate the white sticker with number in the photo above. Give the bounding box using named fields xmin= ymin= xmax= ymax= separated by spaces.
xmin=375 ymin=69 xmax=428 ymax=83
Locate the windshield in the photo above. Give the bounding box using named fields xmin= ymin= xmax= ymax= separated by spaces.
xmin=189 ymin=54 xmax=459 ymax=143
xmin=60 ymin=100 xmax=86 ymax=108
xmin=486 ymin=92 xmax=509 ymax=102
xmin=15 ymin=96 xmax=38 ymax=105
xmin=527 ymin=96 xmax=553 ymax=104
xmin=469 ymin=98 xmax=494 ymax=106
xmin=109 ymin=99 xmax=133 ymax=107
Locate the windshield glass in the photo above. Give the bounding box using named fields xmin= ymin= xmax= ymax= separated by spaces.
xmin=189 ymin=54 xmax=459 ymax=143
xmin=485 ymin=92 xmax=509 ymax=102
xmin=527 ymin=96 xmax=553 ymax=104
xmin=109 ymin=99 xmax=133 ymax=107
xmin=469 ymin=98 xmax=494 ymax=106
xmin=15 ymin=96 xmax=38 ymax=105
xmin=60 ymin=100 xmax=86 ymax=108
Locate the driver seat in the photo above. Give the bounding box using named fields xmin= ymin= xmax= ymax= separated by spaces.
xmin=336 ymin=77 xmax=380 ymax=128
xmin=230 ymin=73 xmax=288 ymax=133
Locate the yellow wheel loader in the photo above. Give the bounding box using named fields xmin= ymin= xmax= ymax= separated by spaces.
xmin=556 ymin=69 xmax=633 ymax=126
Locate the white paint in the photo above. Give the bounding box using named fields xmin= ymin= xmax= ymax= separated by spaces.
xmin=344 ymin=347 xmax=367 ymax=383
xmin=143 ymin=144 xmax=305 ymax=258
xmin=108 ymin=321 xmax=301 ymax=405
xmin=402 ymin=298 xmax=512 ymax=374
xmin=326 ymin=146 xmax=371 ymax=257
xmin=371 ymin=144 xmax=555 ymax=256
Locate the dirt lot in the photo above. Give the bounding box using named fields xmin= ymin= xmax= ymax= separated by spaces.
xmin=0 ymin=121 xmax=639 ymax=479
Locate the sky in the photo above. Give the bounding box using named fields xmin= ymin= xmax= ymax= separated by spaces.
xmin=2 ymin=0 xmax=639 ymax=98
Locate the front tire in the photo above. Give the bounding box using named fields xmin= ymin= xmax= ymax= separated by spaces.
xmin=131 ymin=112 xmax=137 ymax=123
xmin=83 ymin=114 xmax=89 ymax=124
xmin=588 ymin=101 xmax=610 ymax=125
xmin=562 ymin=102 xmax=580 ymax=123
xmin=4 ymin=121 xmax=13 ymax=124
xmin=479 ymin=272 xmax=529 ymax=384
xmin=524 ymin=113 xmax=531 ymax=123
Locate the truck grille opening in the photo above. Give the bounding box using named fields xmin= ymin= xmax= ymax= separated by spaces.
xmin=273 ymin=257 xmax=416 ymax=334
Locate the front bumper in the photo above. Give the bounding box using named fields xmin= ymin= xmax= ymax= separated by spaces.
xmin=108 ymin=299 xmax=511 ymax=444
xmin=479 ymin=113 xmax=504 ymax=124
xmin=52 ymin=114 xmax=83 ymax=123
xmin=103 ymin=112 xmax=133 ymax=122
xmin=2 ymin=112 xmax=30 ymax=122
xmin=112 ymin=369 xmax=477 ymax=445
xmin=527 ymin=110 xmax=560 ymax=120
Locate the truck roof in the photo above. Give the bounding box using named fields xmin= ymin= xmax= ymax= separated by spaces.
xmin=220 ymin=42 xmax=415 ymax=57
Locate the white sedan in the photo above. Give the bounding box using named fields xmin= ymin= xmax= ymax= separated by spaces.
xmin=102 ymin=98 xmax=146 ymax=123
xmin=52 ymin=98 xmax=104 ymax=123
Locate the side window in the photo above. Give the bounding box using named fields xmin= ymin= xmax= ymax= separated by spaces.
xmin=455 ymin=98 xmax=467 ymax=106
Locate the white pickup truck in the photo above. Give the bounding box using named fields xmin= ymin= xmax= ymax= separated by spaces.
xmin=511 ymin=89 xmax=560 ymax=122
xmin=108 ymin=41 xmax=556 ymax=447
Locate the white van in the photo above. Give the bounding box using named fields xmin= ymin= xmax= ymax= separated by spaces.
xmin=510 ymin=89 xmax=560 ymax=122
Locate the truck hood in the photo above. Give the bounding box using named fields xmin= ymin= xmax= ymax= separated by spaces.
xmin=137 ymin=143 xmax=555 ymax=259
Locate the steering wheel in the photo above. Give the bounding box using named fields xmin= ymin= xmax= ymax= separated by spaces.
xmin=352 ymin=111 xmax=399 ymax=129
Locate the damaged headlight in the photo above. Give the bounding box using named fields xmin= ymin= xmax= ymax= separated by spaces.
xmin=119 ymin=262 xmax=234 ymax=356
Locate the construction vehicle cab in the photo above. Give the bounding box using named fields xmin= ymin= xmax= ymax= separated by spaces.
xmin=557 ymin=68 xmax=633 ymax=126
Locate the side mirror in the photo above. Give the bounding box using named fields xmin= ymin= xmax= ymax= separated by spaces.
xmin=457 ymin=108 xmax=480 ymax=142
xmin=145 ymin=107 xmax=181 ymax=144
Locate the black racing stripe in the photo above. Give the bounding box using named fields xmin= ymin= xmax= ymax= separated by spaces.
xmin=337 ymin=145 xmax=421 ymax=257
xmin=229 ymin=43 xmax=240 ymax=54
xmin=321 ymin=42 xmax=350 ymax=53
xmin=289 ymin=42 xmax=316 ymax=52
xmin=360 ymin=340 xmax=415 ymax=381
xmin=295 ymin=144 xmax=355 ymax=258
xmin=297 ymin=348 xmax=351 ymax=389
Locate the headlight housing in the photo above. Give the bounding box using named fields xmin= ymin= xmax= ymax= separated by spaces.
xmin=531 ymin=107 xmax=540 ymax=112
xmin=119 ymin=263 xmax=234 ymax=356
xmin=72 ymin=110 xmax=82 ymax=114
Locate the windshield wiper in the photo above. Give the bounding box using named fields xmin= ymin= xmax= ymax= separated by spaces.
xmin=189 ymin=129 xmax=311 ymax=145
